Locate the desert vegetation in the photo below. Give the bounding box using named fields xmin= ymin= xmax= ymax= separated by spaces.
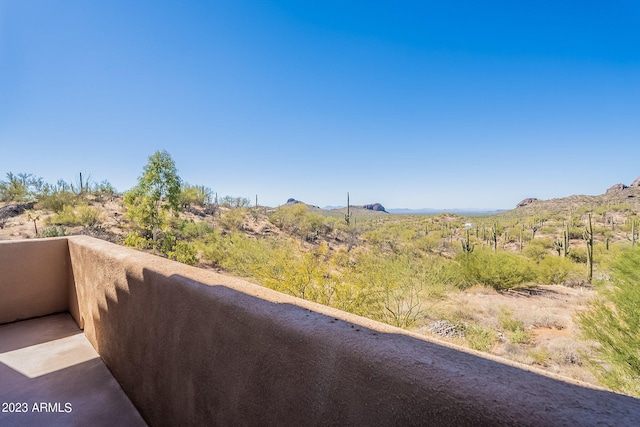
xmin=2 ymin=151 xmax=640 ymax=397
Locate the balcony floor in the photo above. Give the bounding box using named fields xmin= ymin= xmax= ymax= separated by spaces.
xmin=0 ymin=313 xmax=146 ymax=426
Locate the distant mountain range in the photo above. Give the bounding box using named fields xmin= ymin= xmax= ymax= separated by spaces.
xmin=387 ymin=208 xmax=507 ymax=215
xmin=322 ymin=206 xmax=506 ymax=215
xmin=309 ymin=175 xmax=640 ymax=216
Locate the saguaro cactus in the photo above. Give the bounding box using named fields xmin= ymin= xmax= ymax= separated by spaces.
xmin=583 ymin=213 xmax=594 ymax=282
xmin=553 ymin=229 xmax=570 ymax=257
xmin=562 ymin=222 xmax=570 ymax=257
xmin=344 ymin=192 xmax=351 ymax=226
xmin=519 ymin=224 xmax=524 ymax=251
xmin=461 ymin=228 xmax=474 ymax=253
xmin=491 ymin=222 xmax=498 ymax=252
xmin=530 ymin=224 xmax=539 ymax=240
xmin=627 ymin=218 xmax=638 ymax=247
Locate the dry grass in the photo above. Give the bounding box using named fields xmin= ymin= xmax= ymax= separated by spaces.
xmin=419 ymin=283 xmax=599 ymax=386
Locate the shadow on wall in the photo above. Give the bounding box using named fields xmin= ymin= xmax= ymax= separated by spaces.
xmin=83 ymin=265 xmax=640 ymax=427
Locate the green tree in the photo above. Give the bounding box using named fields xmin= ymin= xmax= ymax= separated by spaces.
xmin=124 ymin=150 xmax=182 ymax=241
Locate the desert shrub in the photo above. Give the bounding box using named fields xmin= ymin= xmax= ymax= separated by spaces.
xmin=158 ymin=233 xmax=178 ymax=255
xmin=38 ymin=189 xmax=79 ymax=213
xmin=415 ymin=234 xmax=443 ymax=252
xmin=0 ymin=178 xmax=27 ymax=202
xmin=188 ymin=220 xmax=213 ymax=237
xmin=41 ymin=226 xmax=67 ymax=237
xmin=535 ymin=256 xmax=574 ymax=284
xmin=596 ymin=243 xmax=624 ymax=271
xmin=498 ymin=307 xmax=523 ymax=332
xmin=363 ymin=228 xmax=399 ymax=251
xmin=340 ymin=250 xmax=457 ymax=328
xmin=457 ymin=249 xmax=536 ymax=291
xmin=269 ymin=204 xmax=304 ymax=231
xmin=528 ymin=348 xmax=550 ymax=366
xmin=498 ymin=307 xmax=532 ymax=344
xmin=268 ymin=204 xmax=334 ymax=241
xmin=49 ymin=204 xmax=102 ymax=226
xmin=579 ymin=249 xmax=640 ymax=397
xmin=342 ymin=253 xmax=412 ymax=326
xmin=568 ymin=247 xmax=588 ymax=264
xmin=257 ymin=243 xmax=344 ymax=306
xmin=198 ymin=240 xmax=222 ymax=266
xmin=529 ymin=313 xmax=566 ymax=330
xmin=91 ymin=180 xmax=117 ymax=201
xmin=522 ymin=239 xmax=550 ymax=262
xmin=77 ymin=205 xmax=102 ymax=225
xmin=218 ymin=195 xmax=251 ymax=208
xmin=509 ymin=327 xmax=533 ymax=344
xmin=49 ymin=205 xmax=77 ymax=225
xmin=167 ymin=241 xmax=198 ymax=266
xmin=218 ymin=208 xmax=247 ymax=231
xmin=465 ymin=324 xmax=496 ymax=352
xmin=567 ymin=227 xmax=584 ymax=240
xmin=0 ymin=172 xmax=46 ymax=202
xmin=124 ymin=232 xmax=151 ymax=249
xmin=177 ymin=219 xmax=213 ymax=239
xmin=201 ymin=232 xmax=273 ymax=277
xmin=547 ymin=339 xmax=582 ymax=366
xmin=179 ymin=184 xmax=213 ymax=208
xmin=427 ymin=257 xmax=467 ymax=290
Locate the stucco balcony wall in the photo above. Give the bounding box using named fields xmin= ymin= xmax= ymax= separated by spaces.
xmin=0 ymin=237 xmax=75 ymax=325
xmin=2 ymin=236 xmax=640 ymax=426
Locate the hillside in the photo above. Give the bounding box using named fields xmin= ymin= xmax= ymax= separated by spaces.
xmin=507 ymin=181 xmax=640 ymax=217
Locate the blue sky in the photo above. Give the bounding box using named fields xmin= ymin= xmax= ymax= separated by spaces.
xmin=1 ymin=1 xmax=639 ymax=209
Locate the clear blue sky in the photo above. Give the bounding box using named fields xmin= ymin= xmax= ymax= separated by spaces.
xmin=1 ymin=1 xmax=639 ymax=209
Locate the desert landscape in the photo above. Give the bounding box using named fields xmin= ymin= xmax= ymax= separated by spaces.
xmin=2 ymin=167 xmax=640 ymax=396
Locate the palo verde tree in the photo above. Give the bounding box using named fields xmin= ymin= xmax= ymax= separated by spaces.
xmin=579 ymin=248 xmax=640 ymax=397
xmin=124 ymin=150 xmax=182 ymax=241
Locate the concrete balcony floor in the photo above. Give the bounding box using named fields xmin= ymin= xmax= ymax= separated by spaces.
xmin=0 ymin=313 xmax=146 ymax=427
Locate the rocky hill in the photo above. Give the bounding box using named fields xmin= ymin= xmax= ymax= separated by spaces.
xmin=513 ymin=177 xmax=640 ymax=216
xmin=281 ymin=198 xmax=389 ymax=219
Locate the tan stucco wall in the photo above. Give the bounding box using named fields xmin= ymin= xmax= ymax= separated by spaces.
xmin=62 ymin=236 xmax=640 ymax=426
xmin=0 ymin=238 xmax=74 ymax=324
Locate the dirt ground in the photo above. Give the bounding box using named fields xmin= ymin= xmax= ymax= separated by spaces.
xmin=416 ymin=283 xmax=599 ymax=386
